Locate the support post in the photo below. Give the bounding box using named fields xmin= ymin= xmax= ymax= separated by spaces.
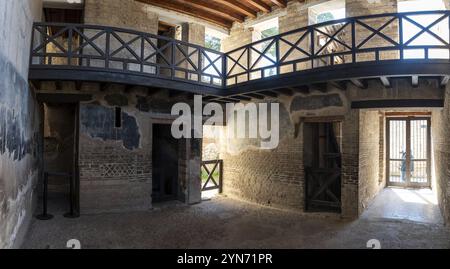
xmin=36 ymin=172 xmax=53 ymax=220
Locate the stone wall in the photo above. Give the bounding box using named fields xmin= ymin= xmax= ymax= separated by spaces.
xmin=358 ymin=110 xmax=383 ymax=214
xmin=84 ymin=0 xmax=158 ymax=33
xmin=431 ymin=86 xmax=450 ymax=224
xmin=0 ymin=0 xmax=43 ymax=248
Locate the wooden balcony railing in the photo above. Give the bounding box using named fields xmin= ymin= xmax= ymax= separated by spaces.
xmin=30 ymin=11 xmax=450 ymax=91
xmin=30 ymin=22 xmax=225 ymax=88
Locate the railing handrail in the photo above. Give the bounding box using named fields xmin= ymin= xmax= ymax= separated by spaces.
xmin=32 ymin=22 xmax=226 ymax=56
xmin=225 ymin=10 xmax=450 ymax=55
xmin=30 ymin=10 xmax=450 ymax=90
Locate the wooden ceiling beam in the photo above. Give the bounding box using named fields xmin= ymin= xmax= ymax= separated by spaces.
xmin=177 ymin=0 xmax=246 ymax=23
xmin=245 ymin=0 xmax=272 ymax=13
xmin=137 ymin=0 xmax=232 ymax=28
xmin=380 ymin=76 xmax=392 ymax=88
xmin=214 ymin=0 xmax=257 ymax=18
xmin=351 ymin=79 xmax=368 ymax=89
xmin=440 ymin=75 xmax=449 ymax=88
xmin=270 ymin=0 xmax=287 ymax=8
xmin=412 ymin=75 xmax=419 ymax=88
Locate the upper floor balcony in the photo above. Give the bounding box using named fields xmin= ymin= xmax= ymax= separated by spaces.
xmin=29 ymin=10 xmax=450 ymax=100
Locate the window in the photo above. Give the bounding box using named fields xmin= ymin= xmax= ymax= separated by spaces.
xmin=398 ymin=0 xmax=448 ymax=59
xmin=309 ymin=0 xmax=346 ymax=25
xmin=205 ymin=34 xmax=221 ymax=51
xmin=251 ymin=18 xmax=279 ymax=77
xmin=203 ymin=28 xmax=225 ymax=85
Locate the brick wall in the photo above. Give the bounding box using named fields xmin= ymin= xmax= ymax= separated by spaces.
xmin=219 ymin=101 xmax=305 ymax=210
xmin=72 ymin=84 xmax=203 ymax=212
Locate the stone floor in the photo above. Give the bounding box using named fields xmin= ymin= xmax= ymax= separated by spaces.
xmin=22 ymin=188 xmax=450 ymax=249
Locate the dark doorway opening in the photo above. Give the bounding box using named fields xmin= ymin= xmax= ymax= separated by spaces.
xmin=41 ymin=102 xmax=80 ymax=216
xmin=152 ymin=124 xmax=181 ymax=203
xmin=304 ymin=122 xmax=342 ymax=213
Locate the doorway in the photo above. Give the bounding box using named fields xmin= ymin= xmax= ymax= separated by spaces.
xmin=386 ymin=117 xmax=431 ymax=188
xmin=41 ymin=102 xmax=80 ymax=215
xmin=152 ymin=124 xmax=180 ymax=203
xmin=303 ymin=122 xmax=342 ymax=213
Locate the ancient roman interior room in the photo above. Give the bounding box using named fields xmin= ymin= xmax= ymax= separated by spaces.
xmin=1 ymin=0 xmax=450 ymax=255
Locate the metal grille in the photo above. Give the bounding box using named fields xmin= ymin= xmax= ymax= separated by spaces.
xmin=387 ymin=117 xmax=430 ymax=187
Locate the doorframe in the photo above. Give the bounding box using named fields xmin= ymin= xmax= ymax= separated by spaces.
xmin=385 ymin=116 xmax=431 ymax=188
xmin=150 ymin=118 xmax=190 ymax=203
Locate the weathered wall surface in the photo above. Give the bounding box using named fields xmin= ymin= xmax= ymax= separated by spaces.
xmin=84 ymin=0 xmax=158 ymax=33
xmin=219 ymin=100 xmax=305 ymax=210
xmin=78 ymin=87 xmax=152 ymax=213
xmin=0 ymin=0 xmax=42 ymax=248
xmin=431 ymin=86 xmax=450 ymax=224
xmin=216 ymin=85 xmax=360 ymax=214
xmin=358 ymin=110 xmax=383 ymax=214
xmin=39 ymin=81 xmax=203 ymax=212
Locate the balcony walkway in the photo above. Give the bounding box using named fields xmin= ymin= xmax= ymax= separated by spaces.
xmin=30 ymin=11 xmax=450 ymax=105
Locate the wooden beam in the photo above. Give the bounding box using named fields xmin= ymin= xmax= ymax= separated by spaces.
xmin=55 ymin=81 xmax=63 ymax=91
xmin=137 ymin=0 xmax=233 ymax=28
xmin=311 ymin=83 xmax=328 ymax=93
xmin=75 ymin=81 xmax=82 ymax=91
xmin=380 ymin=76 xmax=391 ymax=88
xmin=99 ymin=82 xmax=108 ymax=92
xmin=412 ymin=75 xmax=419 ymax=88
xmin=245 ymin=0 xmax=271 ymax=13
xmin=177 ymin=0 xmax=246 ymax=23
xmin=352 ymin=99 xmax=444 ymax=109
xmin=270 ymin=0 xmax=287 ymax=8
xmin=214 ymin=0 xmax=257 ymax=18
xmin=289 ymin=85 xmax=310 ymax=94
xmin=440 ymin=75 xmax=449 ymax=88
xmin=329 ymin=81 xmax=347 ymax=91
xmin=277 ymin=88 xmax=294 ymax=96
xmin=230 ymin=95 xmax=252 ymax=101
xmin=259 ymin=91 xmax=278 ymax=97
xmin=351 ymin=79 xmax=368 ymax=89
xmin=243 ymin=93 xmax=266 ymax=99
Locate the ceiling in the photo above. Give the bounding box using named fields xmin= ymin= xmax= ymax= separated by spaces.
xmin=137 ymin=0 xmax=302 ymax=29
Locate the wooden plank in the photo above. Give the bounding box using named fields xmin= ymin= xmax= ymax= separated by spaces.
xmin=259 ymin=91 xmax=278 ymax=97
xmin=245 ymin=0 xmax=271 ymax=13
xmin=412 ymin=75 xmax=419 ymax=88
xmin=350 ymin=79 xmax=368 ymax=89
xmin=329 ymin=81 xmax=347 ymax=91
xmin=36 ymin=93 xmax=93 ymax=103
xmin=243 ymin=93 xmax=266 ymax=99
xmin=270 ymin=0 xmax=287 ymax=8
xmin=177 ymin=0 xmax=246 ymax=23
xmin=380 ymin=76 xmax=391 ymax=88
xmin=136 ymin=0 xmax=233 ymax=28
xmin=214 ymin=0 xmax=257 ymax=18
xmin=351 ymin=99 xmax=444 ymax=109
xmin=276 ymin=88 xmax=294 ymax=96
xmin=230 ymin=95 xmax=252 ymax=101
xmin=385 ymin=112 xmax=432 ymax=116
xmin=440 ymin=75 xmax=449 ymax=88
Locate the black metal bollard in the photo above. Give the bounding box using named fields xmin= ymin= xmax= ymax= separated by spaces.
xmin=36 ymin=172 xmax=53 ymax=220
xmin=64 ymin=174 xmax=79 ymax=218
